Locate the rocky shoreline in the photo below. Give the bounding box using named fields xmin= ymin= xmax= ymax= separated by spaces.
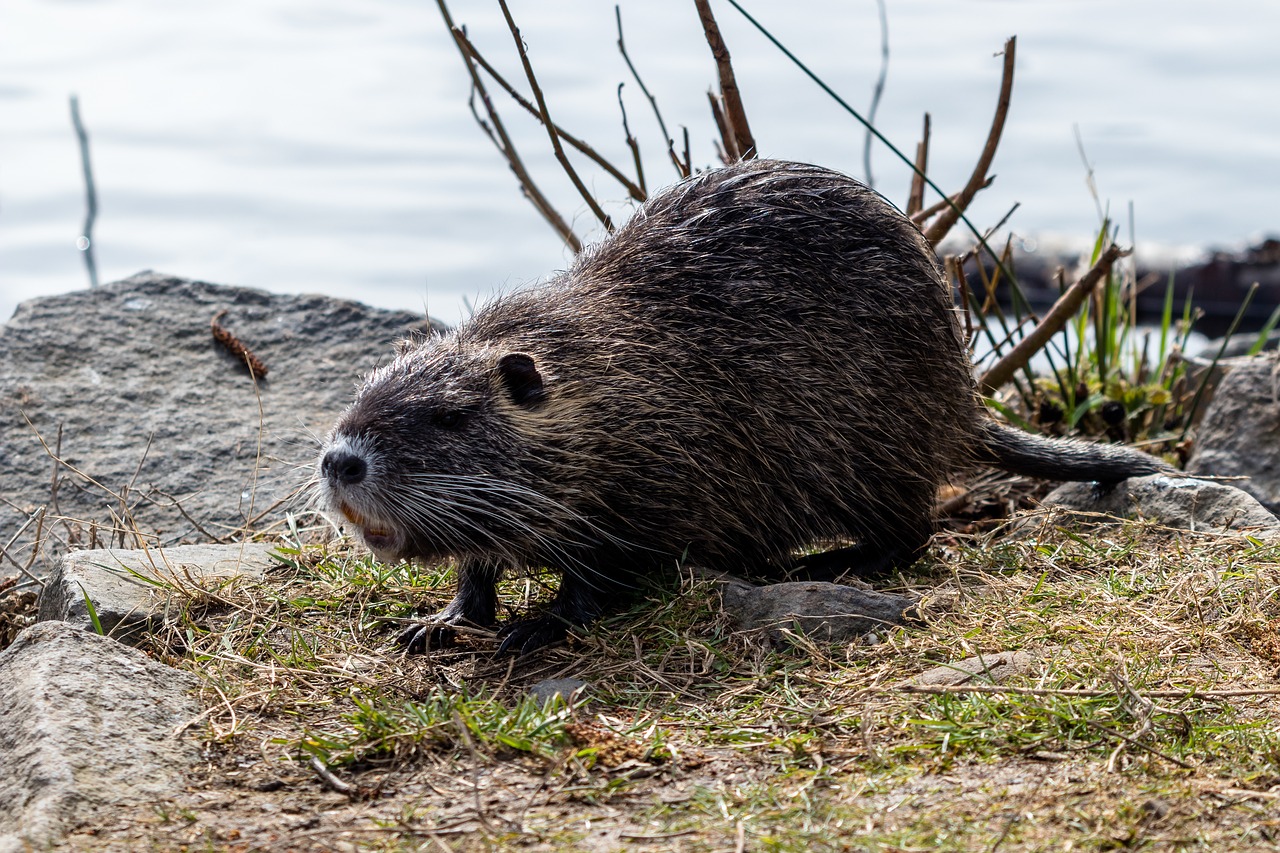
xmin=5 ymin=273 xmax=1280 ymax=849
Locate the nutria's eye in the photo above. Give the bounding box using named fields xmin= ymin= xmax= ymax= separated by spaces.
xmin=432 ymin=410 xmax=465 ymax=430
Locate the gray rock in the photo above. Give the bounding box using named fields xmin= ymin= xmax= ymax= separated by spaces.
xmin=0 ymin=273 xmax=443 ymax=581
xmin=0 ymin=621 xmax=200 ymax=852
xmin=37 ymin=542 xmax=279 ymax=644
xmin=911 ymin=650 xmax=1036 ymax=687
xmin=1040 ymin=474 xmax=1280 ymax=535
xmin=1187 ymin=353 xmax=1280 ymax=512
xmin=719 ymin=577 xmax=915 ymax=646
xmin=528 ymin=678 xmax=589 ymax=706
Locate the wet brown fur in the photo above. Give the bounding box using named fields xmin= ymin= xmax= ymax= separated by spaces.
xmin=320 ymin=159 xmax=1173 ymax=654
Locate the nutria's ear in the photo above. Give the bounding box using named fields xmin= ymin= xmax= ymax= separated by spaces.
xmin=496 ymin=352 xmax=545 ymax=408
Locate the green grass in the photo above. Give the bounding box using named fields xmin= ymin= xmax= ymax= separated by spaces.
xmin=90 ymin=520 xmax=1280 ymax=851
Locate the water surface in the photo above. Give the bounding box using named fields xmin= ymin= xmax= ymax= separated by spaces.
xmin=2 ymin=0 xmax=1276 ymax=325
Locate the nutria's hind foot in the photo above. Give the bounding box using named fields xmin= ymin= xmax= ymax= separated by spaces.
xmin=495 ymin=615 xmax=572 ymax=656
xmin=790 ymin=525 xmax=932 ymax=581
xmin=495 ymin=573 xmax=610 ymax=656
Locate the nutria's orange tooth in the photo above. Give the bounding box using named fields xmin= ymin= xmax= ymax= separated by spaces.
xmin=339 ymin=502 xmax=366 ymax=527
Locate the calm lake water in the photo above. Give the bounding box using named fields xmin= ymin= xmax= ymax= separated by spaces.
xmin=2 ymin=0 xmax=1277 ymax=326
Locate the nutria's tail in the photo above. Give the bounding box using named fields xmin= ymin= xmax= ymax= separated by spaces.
xmin=976 ymin=420 xmax=1177 ymax=483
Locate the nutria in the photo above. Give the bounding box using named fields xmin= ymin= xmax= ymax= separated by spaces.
xmin=319 ymin=159 xmax=1174 ymax=655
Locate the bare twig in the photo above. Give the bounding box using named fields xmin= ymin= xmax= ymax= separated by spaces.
xmin=900 ymin=682 xmax=1280 ymax=699
xmin=1087 ymin=719 xmax=1194 ymax=770
xmin=310 ymin=755 xmax=356 ymax=796
xmin=23 ymin=412 xmax=125 ymax=504
xmin=922 ymin=36 xmax=1016 ymax=245
xmin=906 ymin=112 xmax=930 ymax=217
xmin=464 ymin=80 xmax=572 ymax=247
xmin=436 ymin=2 xmax=581 ymax=252
xmin=452 ymin=27 xmax=644 ymax=202
xmin=694 ymin=0 xmax=755 ymax=159
xmin=0 ymin=508 xmax=47 ymax=588
xmin=979 ymin=243 xmax=1127 ymax=395
xmin=49 ymin=424 xmax=64 ymax=524
xmin=151 ymin=489 xmax=229 ymax=543
xmin=498 ymin=0 xmax=613 ymax=231
xmin=616 ymin=5 xmax=688 ymax=178
xmin=69 ymin=95 xmax=99 ymax=289
xmin=863 ymin=0 xmax=889 ymax=187
xmin=910 ymin=177 xmax=993 ymax=225
xmin=616 ymin=84 xmax=647 ymax=196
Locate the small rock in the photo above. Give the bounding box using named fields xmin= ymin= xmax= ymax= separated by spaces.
xmin=1188 ymin=352 xmax=1280 ymax=512
xmin=528 ymin=678 xmax=589 ymax=705
xmin=0 ymin=621 xmax=200 ymax=852
xmin=37 ymin=542 xmax=279 ymax=645
xmin=1039 ymin=474 xmax=1280 ymax=536
xmin=719 ymin=577 xmax=915 ymax=646
xmin=912 ymin=650 xmax=1036 ymax=687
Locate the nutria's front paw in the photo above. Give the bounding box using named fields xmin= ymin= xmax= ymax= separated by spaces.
xmin=495 ymin=616 xmax=570 ymax=656
xmin=397 ymin=620 xmax=459 ymax=654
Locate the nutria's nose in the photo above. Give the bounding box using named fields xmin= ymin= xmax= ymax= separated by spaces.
xmin=322 ymin=449 xmax=367 ymax=485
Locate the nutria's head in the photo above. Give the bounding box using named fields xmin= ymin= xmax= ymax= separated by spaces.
xmin=318 ymin=333 xmax=559 ymax=563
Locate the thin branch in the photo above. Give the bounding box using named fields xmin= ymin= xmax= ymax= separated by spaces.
xmin=498 ymin=0 xmax=613 ymax=231
xmin=616 ymin=84 xmax=647 ymax=196
xmin=69 ymin=94 xmax=99 ymax=288
xmin=435 ymin=0 xmax=581 ymax=252
xmin=0 ymin=508 xmax=47 ymax=588
xmin=465 ymin=86 xmax=583 ymax=247
xmin=922 ymin=36 xmax=1016 ymax=245
xmin=694 ymin=0 xmax=755 ymax=159
xmin=616 ymin=5 xmax=687 ymax=178
xmin=863 ymin=0 xmax=889 ymax=186
xmin=979 ymin=243 xmax=1128 ymax=395
xmin=452 ymin=26 xmax=644 ymax=202
xmin=906 ymin=112 xmax=930 ymax=217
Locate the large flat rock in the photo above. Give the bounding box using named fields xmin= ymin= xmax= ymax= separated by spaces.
xmin=0 ymin=273 xmax=442 ymax=580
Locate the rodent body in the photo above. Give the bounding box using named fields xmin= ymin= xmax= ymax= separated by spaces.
xmin=320 ymin=159 xmax=1173 ymax=654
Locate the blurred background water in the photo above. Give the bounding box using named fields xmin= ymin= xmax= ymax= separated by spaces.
xmin=1 ymin=0 xmax=1276 ymax=326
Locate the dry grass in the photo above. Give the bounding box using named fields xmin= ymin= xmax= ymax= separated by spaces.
xmin=53 ymin=514 xmax=1280 ymax=851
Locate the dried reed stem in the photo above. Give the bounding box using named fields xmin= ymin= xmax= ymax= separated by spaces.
xmin=707 ymin=90 xmax=739 ymax=162
xmin=979 ymin=243 xmax=1128 ymax=395
xmin=906 ymin=112 xmax=930 ymax=217
xmin=69 ymin=95 xmax=99 ymax=289
xmin=498 ymin=0 xmax=614 ymax=232
xmin=923 ymin=36 xmax=1016 ymax=245
xmin=211 ymin=311 xmax=269 ymax=380
xmin=694 ymin=0 xmax=755 ymax=159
